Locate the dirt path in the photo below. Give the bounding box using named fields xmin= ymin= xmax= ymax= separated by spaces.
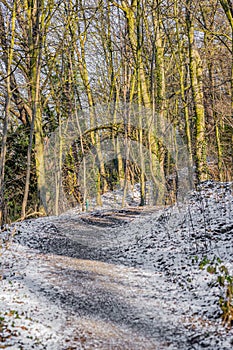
xmin=1 ymin=203 xmax=233 ymax=349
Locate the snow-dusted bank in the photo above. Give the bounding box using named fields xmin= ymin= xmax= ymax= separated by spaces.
xmin=0 ymin=181 xmax=233 ymax=349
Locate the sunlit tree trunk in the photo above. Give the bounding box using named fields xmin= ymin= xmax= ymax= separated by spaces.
xmin=69 ymin=1 xmax=107 ymax=205
xmin=110 ymin=0 xmax=150 ymax=205
xmin=173 ymin=0 xmax=193 ymax=185
xmin=136 ymin=0 xmax=145 ymax=206
xmin=186 ymin=1 xmax=207 ymax=182
xmin=143 ymin=0 xmax=167 ymax=204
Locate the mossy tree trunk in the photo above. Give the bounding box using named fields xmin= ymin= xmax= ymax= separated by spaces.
xmin=174 ymin=0 xmax=193 ymax=175
xmin=186 ymin=1 xmax=207 ymax=182
xmin=21 ymin=0 xmax=53 ymax=217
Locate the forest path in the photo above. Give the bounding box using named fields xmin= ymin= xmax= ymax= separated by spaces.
xmin=2 ymin=197 xmax=232 ymax=349
xmin=16 ymin=208 xmax=179 ymax=349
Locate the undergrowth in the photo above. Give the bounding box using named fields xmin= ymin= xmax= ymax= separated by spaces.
xmin=199 ymin=256 xmax=233 ymax=328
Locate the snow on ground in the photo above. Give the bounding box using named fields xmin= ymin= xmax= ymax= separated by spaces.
xmin=63 ymin=183 xmax=143 ymax=216
xmin=0 ymin=181 xmax=233 ymax=349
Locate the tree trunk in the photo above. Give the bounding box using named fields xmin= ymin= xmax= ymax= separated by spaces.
xmin=0 ymin=1 xmax=16 ymax=225
xmin=22 ymin=0 xmax=47 ymax=217
xmin=186 ymin=1 xmax=207 ymax=182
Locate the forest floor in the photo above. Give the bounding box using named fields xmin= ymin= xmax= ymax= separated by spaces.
xmin=1 ymin=181 xmax=233 ymax=349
